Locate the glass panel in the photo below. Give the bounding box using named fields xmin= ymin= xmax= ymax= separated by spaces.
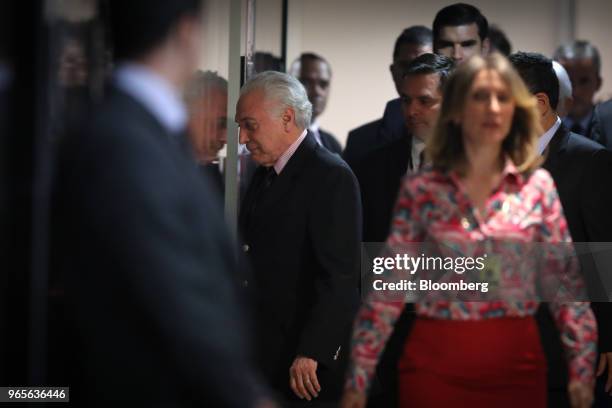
xmin=253 ymin=0 xmax=284 ymax=72
xmin=184 ymin=0 xmax=232 ymax=198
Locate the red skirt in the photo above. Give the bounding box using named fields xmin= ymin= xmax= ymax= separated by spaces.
xmin=398 ymin=316 xmax=546 ymax=408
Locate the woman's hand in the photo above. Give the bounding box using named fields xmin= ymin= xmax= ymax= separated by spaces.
xmin=340 ymin=388 xmax=366 ymax=408
xmin=568 ymin=380 xmax=593 ymax=408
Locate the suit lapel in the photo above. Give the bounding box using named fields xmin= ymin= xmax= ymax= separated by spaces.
xmin=385 ymin=132 xmax=412 ymax=198
xmin=263 ymin=133 xmax=316 ymax=206
xmin=391 ymin=131 xmax=413 ymax=176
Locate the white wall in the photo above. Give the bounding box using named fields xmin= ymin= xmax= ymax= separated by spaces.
xmin=287 ymin=0 xmax=612 ymax=145
xmin=254 ymin=0 xmax=284 ymax=55
xmin=198 ymin=0 xmax=612 ymax=146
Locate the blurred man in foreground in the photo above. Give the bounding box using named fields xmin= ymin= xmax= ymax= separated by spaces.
xmin=52 ymin=1 xmax=272 ymax=406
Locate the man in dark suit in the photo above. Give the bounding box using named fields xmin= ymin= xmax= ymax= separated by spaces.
xmin=511 ymin=51 xmax=612 ymax=408
xmin=343 ymin=26 xmax=432 ymax=169
xmin=236 ymin=71 xmax=361 ymax=407
xmin=591 ymin=99 xmax=612 ymax=150
xmin=52 ymin=1 xmax=273 ymax=406
xmin=352 ymin=53 xmax=454 ymax=408
xmin=354 ymin=53 xmax=453 ymax=243
xmin=554 ymin=40 xmax=602 ymax=140
xmin=289 ymin=53 xmax=342 ymax=154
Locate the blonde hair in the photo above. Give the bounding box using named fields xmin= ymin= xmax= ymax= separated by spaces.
xmin=427 ymin=53 xmax=543 ymax=174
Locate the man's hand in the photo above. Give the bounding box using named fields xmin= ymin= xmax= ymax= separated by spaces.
xmin=340 ymin=388 xmax=366 ymax=408
xmin=568 ymin=380 xmax=594 ymax=408
xmin=597 ymin=351 xmax=612 ymax=394
xmin=289 ymin=356 xmax=321 ymax=400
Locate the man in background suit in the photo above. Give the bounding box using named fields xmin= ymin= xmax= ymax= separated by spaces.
xmin=554 ymin=40 xmax=602 ymax=139
xmin=237 ymin=71 xmax=361 ymax=407
xmin=432 ymin=3 xmax=489 ymax=64
xmin=354 ymin=53 xmax=453 ymax=243
xmin=353 ymin=53 xmax=454 ymax=408
xmin=289 ymin=53 xmax=342 ymax=154
xmin=511 ymin=51 xmax=612 ymax=408
xmin=343 ymin=26 xmax=432 ymax=169
xmin=52 ymin=1 xmax=273 ymax=406
xmin=591 ymin=99 xmax=612 ymax=150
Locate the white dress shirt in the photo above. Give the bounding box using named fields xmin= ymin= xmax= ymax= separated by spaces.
xmin=114 ymin=63 xmax=187 ymax=134
xmin=274 ymin=129 xmax=308 ymax=174
xmin=411 ymin=137 xmax=427 ymax=172
xmin=538 ymin=116 xmax=562 ymax=154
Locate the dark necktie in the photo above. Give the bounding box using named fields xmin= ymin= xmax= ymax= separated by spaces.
xmin=245 ymin=167 xmax=276 ymax=226
xmin=262 ymin=166 xmax=277 ymax=188
xmin=570 ymin=123 xmax=584 ymax=135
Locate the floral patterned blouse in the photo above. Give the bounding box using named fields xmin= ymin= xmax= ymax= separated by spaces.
xmin=347 ymin=160 xmax=597 ymax=392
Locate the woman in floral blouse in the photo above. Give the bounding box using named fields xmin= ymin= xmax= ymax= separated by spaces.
xmin=341 ymin=53 xmax=597 ymax=408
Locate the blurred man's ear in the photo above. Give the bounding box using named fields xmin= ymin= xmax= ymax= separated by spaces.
xmin=535 ymin=92 xmax=551 ymax=116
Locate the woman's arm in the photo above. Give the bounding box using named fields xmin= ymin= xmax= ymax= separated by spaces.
xmin=345 ymin=175 xmax=426 ymax=394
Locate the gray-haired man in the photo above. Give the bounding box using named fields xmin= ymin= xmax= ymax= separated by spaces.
xmin=554 ymin=40 xmax=602 ymax=138
xmin=236 ymin=71 xmax=362 ymax=407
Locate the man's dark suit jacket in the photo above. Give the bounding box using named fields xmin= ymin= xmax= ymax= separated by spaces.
xmin=539 ymin=124 xmax=612 ymax=407
xmin=343 ymin=98 xmax=404 ymax=169
xmin=591 ymin=99 xmax=612 ymax=150
xmin=353 ymin=131 xmax=412 ymax=243
xmin=239 ymin=133 xmax=362 ymax=404
xmin=319 ymin=128 xmax=342 ymax=155
xmin=52 ymin=88 xmax=264 ymax=407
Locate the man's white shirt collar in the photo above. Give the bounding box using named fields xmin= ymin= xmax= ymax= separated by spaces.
xmin=309 ymin=120 xmax=320 ymax=133
xmin=274 ymin=129 xmax=308 ymax=174
xmin=308 ymin=120 xmax=323 ymax=146
xmin=538 ymin=116 xmax=562 ymax=155
xmin=114 ymin=63 xmax=187 ymax=134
